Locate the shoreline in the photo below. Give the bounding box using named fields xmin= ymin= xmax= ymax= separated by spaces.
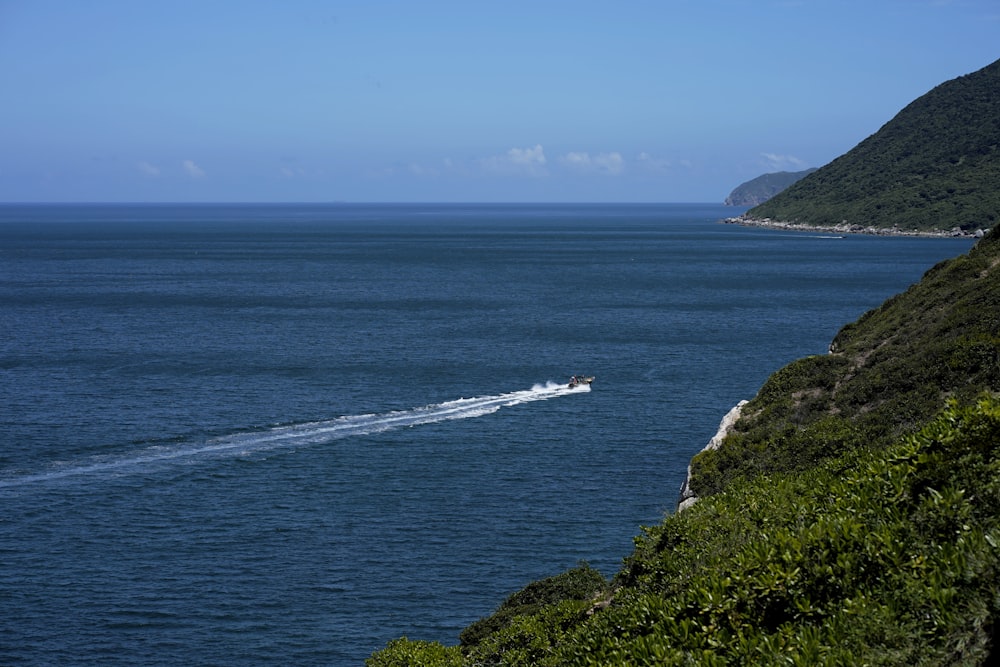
xmin=724 ymin=215 xmax=986 ymax=239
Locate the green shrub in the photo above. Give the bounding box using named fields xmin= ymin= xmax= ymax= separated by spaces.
xmin=366 ymin=638 xmax=463 ymax=667
xmin=458 ymin=562 xmax=607 ymax=648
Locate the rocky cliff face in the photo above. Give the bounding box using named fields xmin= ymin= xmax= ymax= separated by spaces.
xmin=677 ymin=400 xmax=748 ymax=511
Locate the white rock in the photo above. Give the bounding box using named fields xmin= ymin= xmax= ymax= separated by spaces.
xmin=677 ymin=400 xmax=749 ymax=512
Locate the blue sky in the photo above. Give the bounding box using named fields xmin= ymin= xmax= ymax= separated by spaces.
xmin=1 ymin=1 xmax=997 ymax=203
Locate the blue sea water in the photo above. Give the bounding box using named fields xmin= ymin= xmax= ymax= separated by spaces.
xmin=0 ymin=203 xmax=975 ymax=665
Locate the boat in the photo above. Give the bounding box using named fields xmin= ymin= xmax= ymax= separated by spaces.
xmin=568 ymin=375 xmax=595 ymax=389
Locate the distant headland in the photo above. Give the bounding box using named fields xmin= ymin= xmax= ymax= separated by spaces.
xmin=727 ymin=57 xmax=1000 ymax=236
xmin=723 ymin=169 xmax=817 ymax=207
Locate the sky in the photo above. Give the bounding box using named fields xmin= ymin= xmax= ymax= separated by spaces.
xmin=1 ymin=1 xmax=997 ymax=203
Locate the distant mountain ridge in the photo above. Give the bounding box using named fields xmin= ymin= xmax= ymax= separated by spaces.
xmin=724 ymin=169 xmax=817 ymax=206
xmin=743 ymin=58 xmax=1000 ymax=233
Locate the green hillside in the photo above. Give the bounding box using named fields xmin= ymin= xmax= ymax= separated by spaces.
xmin=689 ymin=229 xmax=1000 ymax=498
xmin=746 ymin=58 xmax=1000 ymax=233
xmin=724 ymin=169 xmax=817 ymax=206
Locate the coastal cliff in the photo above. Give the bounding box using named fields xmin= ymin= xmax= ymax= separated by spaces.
xmin=684 ymin=227 xmax=999 ymax=501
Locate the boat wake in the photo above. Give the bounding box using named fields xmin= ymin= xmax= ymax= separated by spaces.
xmin=0 ymin=381 xmax=589 ymax=488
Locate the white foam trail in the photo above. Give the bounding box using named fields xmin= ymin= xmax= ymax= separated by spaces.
xmin=0 ymin=381 xmax=590 ymax=488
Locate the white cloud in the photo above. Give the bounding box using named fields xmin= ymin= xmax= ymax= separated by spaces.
xmin=136 ymin=160 xmax=160 ymax=176
xmin=508 ymin=145 xmax=546 ymax=167
xmin=560 ymin=151 xmax=625 ymax=175
xmin=561 ymin=152 xmax=590 ymax=168
xmin=760 ymin=152 xmax=807 ymax=172
xmin=636 ymin=152 xmax=671 ymax=171
xmin=183 ymin=159 xmax=206 ymax=178
xmin=481 ymin=144 xmax=548 ymax=176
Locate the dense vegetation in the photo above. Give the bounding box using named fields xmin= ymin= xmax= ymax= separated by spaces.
xmin=456 ymin=564 xmax=608 ymax=649
xmin=724 ymin=169 xmax=817 ymax=206
xmin=748 ymin=58 xmax=1000 ymax=233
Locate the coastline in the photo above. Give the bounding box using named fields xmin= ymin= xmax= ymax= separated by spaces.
xmin=724 ymin=214 xmax=987 ymax=239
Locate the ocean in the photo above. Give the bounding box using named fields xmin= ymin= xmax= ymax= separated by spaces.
xmin=0 ymin=203 xmax=975 ymax=665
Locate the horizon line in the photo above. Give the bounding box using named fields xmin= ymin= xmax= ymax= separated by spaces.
xmin=0 ymin=200 xmax=739 ymax=207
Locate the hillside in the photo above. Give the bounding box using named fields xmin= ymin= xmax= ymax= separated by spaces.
xmin=688 ymin=228 xmax=1000 ymax=497
xmin=743 ymin=58 xmax=1000 ymax=233
xmin=724 ymin=169 xmax=817 ymax=206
